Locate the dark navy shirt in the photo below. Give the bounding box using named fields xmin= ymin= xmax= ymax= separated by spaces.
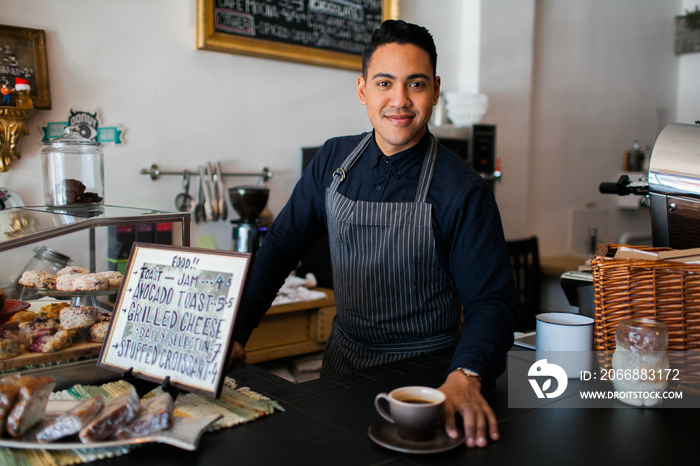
xmin=235 ymin=130 xmax=517 ymax=388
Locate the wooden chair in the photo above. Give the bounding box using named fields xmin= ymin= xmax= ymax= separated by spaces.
xmin=506 ymin=236 xmax=542 ymax=332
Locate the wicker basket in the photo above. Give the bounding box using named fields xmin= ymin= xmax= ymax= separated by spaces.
xmin=591 ymin=243 xmax=700 ymax=394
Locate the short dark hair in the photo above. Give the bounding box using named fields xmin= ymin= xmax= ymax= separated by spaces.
xmin=362 ymin=19 xmax=438 ymax=78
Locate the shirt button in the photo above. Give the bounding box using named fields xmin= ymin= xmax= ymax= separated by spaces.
xmin=384 ymin=159 xmax=389 ymax=164
xmin=371 ymin=162 xmax=376 ymax=167
xmin=375 ymin=185 xmax=382 ymax=191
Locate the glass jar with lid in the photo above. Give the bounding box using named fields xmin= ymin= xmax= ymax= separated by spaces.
xmin=41 ymin=126 xmax=104 ymax=208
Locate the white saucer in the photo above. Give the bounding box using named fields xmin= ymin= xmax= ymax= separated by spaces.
xmin=368 ymin=419 xmax=464 ymax=454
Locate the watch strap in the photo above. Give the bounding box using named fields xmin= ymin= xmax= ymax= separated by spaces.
xmin=454 ymin=367 xmax=482 ymax=383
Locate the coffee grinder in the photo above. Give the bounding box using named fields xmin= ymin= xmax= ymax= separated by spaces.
xmin=229 ymin=186 xmax=269 ymax=253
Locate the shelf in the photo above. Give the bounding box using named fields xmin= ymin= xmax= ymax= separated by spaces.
xmin=0 ymin=205 xmax=191 ymax=252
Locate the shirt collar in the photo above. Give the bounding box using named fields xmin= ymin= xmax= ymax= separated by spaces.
xmin=367 ymin=130 xmax=431 ymax=178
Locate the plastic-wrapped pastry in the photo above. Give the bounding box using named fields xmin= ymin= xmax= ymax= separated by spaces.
xmin=6 ymin=375 xmax=56 ymax=438
xmin=0 ymin=374 xmax=20 ymax=437
xmin=36 ymin=394 xmax=105 ymax=443
xmin=79 ymin=387 xmax=139 ymax=442
xmin=115 ymin=392 xmax=173 ymax=439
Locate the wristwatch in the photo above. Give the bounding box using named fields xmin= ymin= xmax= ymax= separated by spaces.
xmin=453 ymin=367 xmax=482 ymax=383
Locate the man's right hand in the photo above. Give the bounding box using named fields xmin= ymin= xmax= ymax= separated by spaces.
xmin=227 ymin=341 xmax=249 ymax=368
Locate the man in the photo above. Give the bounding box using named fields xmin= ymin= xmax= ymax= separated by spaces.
xmin=230 ymin=19 xmax=518 ymax=448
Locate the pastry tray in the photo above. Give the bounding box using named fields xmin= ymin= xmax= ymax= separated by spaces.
xmin=36 ymin=289 xmax=118 ymax=298
xmin=0 ymin=400 xmax=221 ymax=451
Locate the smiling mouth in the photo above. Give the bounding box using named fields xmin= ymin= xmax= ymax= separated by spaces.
xmin=385 ymin=114 xmax=415 ymax=125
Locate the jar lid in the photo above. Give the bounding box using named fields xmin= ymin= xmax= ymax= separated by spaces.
xmin=42 ymin=126 xmax=101 ymax=147
xmin=32 ymin=246 xmax=71 ymax=265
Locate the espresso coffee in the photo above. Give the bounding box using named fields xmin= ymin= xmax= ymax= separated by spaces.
xmin=398 ymin=398 xmax=432 ymax=404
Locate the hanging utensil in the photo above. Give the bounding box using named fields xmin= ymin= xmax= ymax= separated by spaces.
xmin=198 ymin=165 xmax=214 ymax=221
xmin=174 ymin=170 xmax=194 ymax=213
xmin=216 ymin=161 xmax=228 ymax=220
xmin=194 ymin=167 xmax=206 ymax=223
xmin=206 ymin=162 xmax=219 ymax=221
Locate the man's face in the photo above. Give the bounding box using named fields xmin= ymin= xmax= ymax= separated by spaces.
xmin=357 ymin=43 xmax=440 ymax=156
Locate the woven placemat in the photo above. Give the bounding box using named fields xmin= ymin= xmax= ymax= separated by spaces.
xmin=1 ymin=377 xmax=283 ymax=466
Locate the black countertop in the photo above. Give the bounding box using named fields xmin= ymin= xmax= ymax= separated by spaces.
xmin=94 ymin=349 xmax=697 ymax=466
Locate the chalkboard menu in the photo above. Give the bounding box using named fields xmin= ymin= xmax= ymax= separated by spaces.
xmin=197 ymin=0 xmax=399 ymax=70
xmin=98 ymin=244 xmax=250 ymax=398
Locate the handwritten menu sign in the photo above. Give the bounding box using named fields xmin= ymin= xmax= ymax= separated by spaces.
xmin=197 ymin=0 xmax=398 ymax=70
xmin=98 ymin=244 xmax=250 ymax=398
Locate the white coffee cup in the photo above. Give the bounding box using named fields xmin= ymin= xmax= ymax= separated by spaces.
xmin=536 ymin=312 xmax=594 ymax=378
xmin=374 ymin=386 xmax=445 ymax=441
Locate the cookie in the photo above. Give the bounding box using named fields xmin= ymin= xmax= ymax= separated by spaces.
xmin=0 ymin=330 xmax=21 ymax=360
xmin=18 ymin=271 xmax=56 ymax=290
xmin=89 ymin=321 xmax=109 ymax=343
xmin=95 ymin=271 xmax=123 ymax=289
xmin=60 ymin=306 xmax=99 ymax=331
xmin=56 ymin=273 xmax=108 ymax=291
xmin=56 ymin=266 xmax=90 ymax=276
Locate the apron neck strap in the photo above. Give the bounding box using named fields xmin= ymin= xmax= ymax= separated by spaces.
xmin=330 ymin=131 xmax=438 ymax=204
xmin=331 ymin=132 xmax=373 ymax=190
xmin=415 ymin=135 xmax=437 ymax=203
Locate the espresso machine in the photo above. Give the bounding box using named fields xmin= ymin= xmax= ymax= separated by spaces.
xmin=561 ymin=122 xmax=700 ymax=316
xmin=229 ymin=186 xmax=269 ymax=253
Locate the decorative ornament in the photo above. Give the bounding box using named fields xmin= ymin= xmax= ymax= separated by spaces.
xmin=41 ymin=109 xmax=125 ymax=144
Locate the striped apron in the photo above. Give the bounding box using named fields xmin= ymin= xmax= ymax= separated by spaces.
xmin=321 ymin=132 xmax=462 ymax=376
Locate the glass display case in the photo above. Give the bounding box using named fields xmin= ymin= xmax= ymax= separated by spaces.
xmin=0 ymin=205 xmax=190 ymax=259
xmin=0 ymin=205 xmax=190 ymax=387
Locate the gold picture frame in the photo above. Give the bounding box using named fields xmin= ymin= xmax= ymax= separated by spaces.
xmin=196 ymin=0 xmax=399 ymax=71
xmin=0 ymin=24 xmax=51 ymax=109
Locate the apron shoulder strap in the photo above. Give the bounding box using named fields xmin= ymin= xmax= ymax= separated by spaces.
xmin=330 ymin=132 xmax=373 ymax=190
xmin=415 ymin=135 xmax=438 ymax=203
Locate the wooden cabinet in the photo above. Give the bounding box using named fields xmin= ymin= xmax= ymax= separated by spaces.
xmin=245 ymin=288 xmax=335 ymax=363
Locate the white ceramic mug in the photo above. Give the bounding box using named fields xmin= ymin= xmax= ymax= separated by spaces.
xmin=374 ymin=386 xmax=445 ymax=441
xmin=536 ymin=312 xmax=594 ymax=378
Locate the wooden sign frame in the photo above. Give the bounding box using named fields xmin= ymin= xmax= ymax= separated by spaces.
xmin=196 ymin=0 xmax=399 ymax=71
xmin=98 ymin=243 xmax=251 ymax=398
xmin=0 ymin=24 xmax=51 ymax=109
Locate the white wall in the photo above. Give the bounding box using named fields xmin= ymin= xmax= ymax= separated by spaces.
xmin=400 ymin=0 xmax=481 ymax=94
xmin=479 ymin=0 xmax=536 ymax=241
xmin=522 ymin=0 xmax=680 ymax=255
xmin=678 ymin=1 xmax=700 ymax=123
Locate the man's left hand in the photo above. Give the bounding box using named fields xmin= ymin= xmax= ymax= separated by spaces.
xmin=438 ymin=370 xmax=499 ymax=448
